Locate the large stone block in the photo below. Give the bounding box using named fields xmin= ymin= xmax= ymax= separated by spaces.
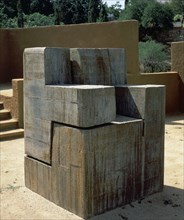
xmin=24 ymin=47 xmax=165 ymax=219
xmin=24 ymin=48 xmax=117 ymax=163
xmin=70 ymin=48 xmax=126 ymax=85
xmin=25 ymin=116 xmax=143 ymax=219
xmin=24 ymin=85 xmax=116 ymax=163
xmin=115 ymin=85 xmax=165 ymax=195
xmin=24 ymin=47 xmax=71 ymax=84
xmin=48 ymin=85 xmax=116 ymax=127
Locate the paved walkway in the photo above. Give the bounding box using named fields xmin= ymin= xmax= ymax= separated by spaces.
xmin=0 ymin=115 xmax=184 ymax=220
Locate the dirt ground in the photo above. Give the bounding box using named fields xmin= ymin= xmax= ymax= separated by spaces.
xmin=0 ymin=114 xmax=184 ymax=220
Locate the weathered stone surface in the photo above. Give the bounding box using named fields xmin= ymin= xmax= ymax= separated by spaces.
xmin=24 ymin=47 xmax=165 ymax=219
xmin=25 ymin=116 xmax=143 ymax=219
xmin=24 ymin=48 xmax=116 ymax=163
xmin=70 ymin=48 xmax=126 ymax=85
xmin=24 ymin=85 xmax=116 ymax=163
xmin=116 ymin=85 xmax=165 ymax=195
xmin=48 ymin=85 xmax=116 ymax=128
xmin=24 ymin=47 xmax=71 ymax=84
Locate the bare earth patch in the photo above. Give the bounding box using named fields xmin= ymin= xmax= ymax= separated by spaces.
xmin=0 ymin=114 xmax=183 ymax=220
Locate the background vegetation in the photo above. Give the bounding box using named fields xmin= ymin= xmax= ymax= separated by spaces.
xmin=0 ymin=0 xmax=183 ymax=72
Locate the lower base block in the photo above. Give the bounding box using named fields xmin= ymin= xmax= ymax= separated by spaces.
xmin=25 ymin=116 xmax=163 ymax=219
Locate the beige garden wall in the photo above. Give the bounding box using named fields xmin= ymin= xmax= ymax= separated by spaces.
xmin=171 ymin=41 xmax=184 ymax=112
xmin=0 ymin=21 xmax=139 ymax=83
xmin=127 ymin=72 xmax=182 ymax=114
xmin=0 ymin=22 xmax=183 ymax=114
xmin=0 ymin=29 xmax=10 ymax=82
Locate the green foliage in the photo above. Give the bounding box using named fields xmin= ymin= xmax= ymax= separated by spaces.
xmin=98 ymin=3 xmax=108 ymax=22
xmin=53 ymin=0 xmax=88 ymax=25
xmin=141 ymin=1 xmax=173 ymax=29
xmin=88 ymin=0 xmax=101 ymax=22
xmin=121 ymin=0 xmax=149 ymax=21
xmin=0 ymin=3 xmax=17 ymax=28
xmin=63 ymin=0 xmax=88 ymax=24
xmin=1 ymin=0 xmax=17 ymax=18
xmin=139 ymin=40 xmax=170 ymax=73
xmin=170 ymin=0 xmax=184 ymax=16
xmin=107 ymin=1 xmax=123 ymax=20
xmin=17 ymin=0 xmax=24 ymax=27
xmin=174 ymin=14 xmax=183 ymax=22
xmin=25 ymin=13 xmax=54 ymax=27
xmin=121 ymin=0 xmax=173 ymax=30
xmin=30 ymin=0 xmax=54 ymax=15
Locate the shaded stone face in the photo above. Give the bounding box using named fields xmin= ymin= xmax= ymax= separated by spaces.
xmin=24 ymin=47 xmax=165 ymax=219
xmin=70 ymin=48 xmax=126 ymax=85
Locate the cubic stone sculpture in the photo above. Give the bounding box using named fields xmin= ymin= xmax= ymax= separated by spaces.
xmin=24 ymin=47 xmax=165 ymax=219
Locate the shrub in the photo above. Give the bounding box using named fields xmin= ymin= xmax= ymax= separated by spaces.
xmin=25 ymin=12 xmax=54 ymax=27
xmin=139 ymin=40 xmax=170 ymax=73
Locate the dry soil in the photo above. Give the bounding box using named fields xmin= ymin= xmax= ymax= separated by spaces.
xmin=0 ymin=114 xmax=184 ymax=220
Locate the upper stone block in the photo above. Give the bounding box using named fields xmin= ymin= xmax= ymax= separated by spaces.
xmin=23 ymin=47 xmax=71 ymax=84
xmin=70 ymin=48 xmax=126 ymax=85
xmin=47 ymin=85 xmax=116 ymax=128
xmin=24 ymin=47 xmax=117 ymax=128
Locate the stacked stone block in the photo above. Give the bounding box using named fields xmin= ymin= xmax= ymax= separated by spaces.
xmin=116 ymin=85 xmax=165 ymax=195
xmin=24 ymin=47 xmax=165 ymax=219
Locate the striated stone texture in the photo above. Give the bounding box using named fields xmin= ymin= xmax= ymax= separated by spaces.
xmin=25 ymin=116 xmax=143 ymax=219
xmin=116 ymin=85 xmax=165 ymax=195
xmin=24 ymin=48 xmax=116 ymax=163
xmin=70 ymin=48 xmax=126 ymax=85
xmin=24 ymin=47 xmax=165 ymax=219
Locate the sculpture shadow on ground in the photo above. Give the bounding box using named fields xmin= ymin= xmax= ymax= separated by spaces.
xmin=89 ymin=185 xmax=184 ymax=220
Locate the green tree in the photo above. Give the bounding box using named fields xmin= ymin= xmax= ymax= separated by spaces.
xmin=21 ymin=0 xmax=31 ymax=14
xmin=125 ymin=0 xmax=129 ymax=7
xmin=121 ymin=0 xmax=149 ymax=21
xmin=0 ymin=2 xmax=18 ymax=28
xmin=52 ymin=0 xmax=62 ymax=25
xmin=107 ymin=1 xmax=123 ymax=20
xmin=1 ymin=0 xmax=17 ymax=18
xmin=170 ymin=0 xmax=184 ymax=16
xmin=30 ymin=0 xmax=54 ymax=15
xmin=120 ymin=0 xmax=173 ymax=40
xmin=0 ymin=2 xmax=7 ymax=28
xmin=88 ymin=0 xmax=101 ymax=22
xmin=54 ymin=0 xmax=88 ymax=24
xmin=98 ymin=3 xmax=108 ymax=22
xmin=25 ymin=12 xmax=54 ymax=27
xmin=141 ymin=1 xmax=173 ymax=30
xmin=17 ymin=0 xmax=24 ymax=27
